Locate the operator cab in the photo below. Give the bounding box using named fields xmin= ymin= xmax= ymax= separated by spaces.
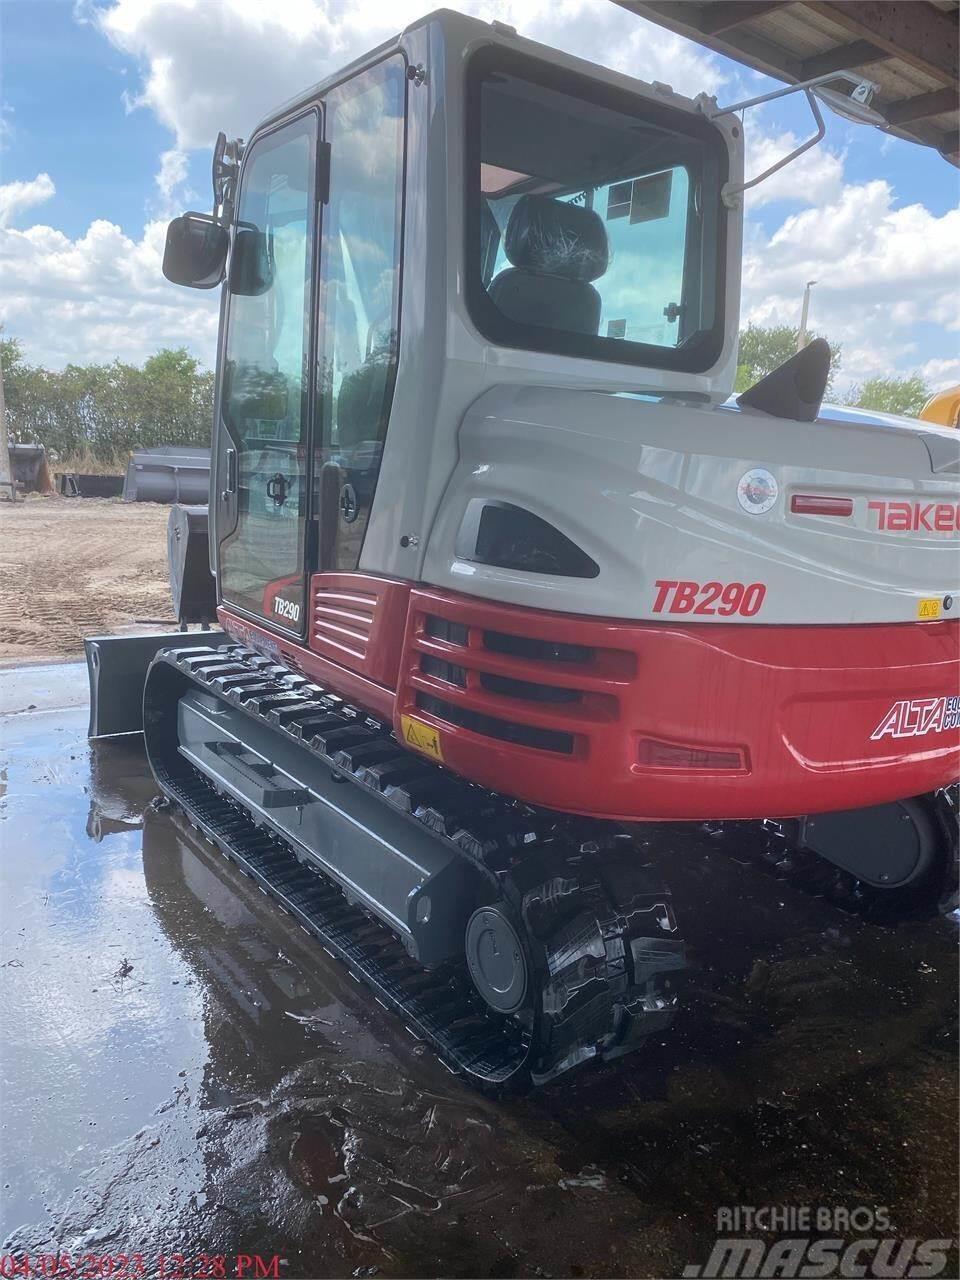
xmin=160 ymin=8 xmax=741 ymax=643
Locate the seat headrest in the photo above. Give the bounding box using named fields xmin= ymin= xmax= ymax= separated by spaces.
xmin=504 ymin=194 xmax=608 ymax=282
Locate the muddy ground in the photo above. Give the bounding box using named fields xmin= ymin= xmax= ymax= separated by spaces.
xmin=1 ymin=664 xmax=957 ymax=1279
xmin=0 ymin=496 xmax=173 ymax=664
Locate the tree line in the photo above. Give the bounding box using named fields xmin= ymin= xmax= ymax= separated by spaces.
xmin=1 ymin=337 xmax=215 ymax=468
xmin=0 ymin=326 xmax=939 ymax=469
xmin=734 ymin=324 xmax=934 ymax=417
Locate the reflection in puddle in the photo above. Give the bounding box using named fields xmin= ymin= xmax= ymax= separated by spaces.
xmin=289 ymin=1115 xmax=347 ymax=1208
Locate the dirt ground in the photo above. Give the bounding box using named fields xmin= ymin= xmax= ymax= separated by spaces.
xmin=0 ymin=495 xmax=175 ymax=664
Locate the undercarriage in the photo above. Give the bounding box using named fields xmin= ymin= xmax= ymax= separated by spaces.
xmin=140 ymin=641 xmax=958 ymax=1091
xmin=143 ymin=643 xmax=686 ymax=1089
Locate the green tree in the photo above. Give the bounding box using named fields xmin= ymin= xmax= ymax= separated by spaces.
xmin=0 ymin=335 xmax=25 ymax=379
xmin=843 ymin=374 xmax=930 ymax=418
xmin=0 ymin=338 xmax=215 ymax=464
xmin=734 ymin=323 xmax=842 ymax=394
xmin=0 ymin=336 xmax=55 ymax=448
xmin=1 ymin=335 xmax=33 ymax=424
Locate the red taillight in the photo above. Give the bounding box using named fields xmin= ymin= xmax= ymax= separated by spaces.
xmin=790 ymin=494 xmax=854 ymax=517
xmin=636 ymin=737 xmax=747 ymax=771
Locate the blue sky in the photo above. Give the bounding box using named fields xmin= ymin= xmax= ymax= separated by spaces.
xmin=1 ymin=0 xmax=957 ymax=394
xmin=4 ymin=1 xmax=161 ymax=238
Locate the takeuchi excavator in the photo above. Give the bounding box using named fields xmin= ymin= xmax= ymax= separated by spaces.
xmin=86 ymin=9 xmax=959 ymax=1090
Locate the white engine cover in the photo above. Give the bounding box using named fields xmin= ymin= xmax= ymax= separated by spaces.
xmin=423 ymin=384 xmax=960 ymax=626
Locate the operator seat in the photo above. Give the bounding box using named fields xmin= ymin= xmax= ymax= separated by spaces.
xmin=488 ymin=194 xmax=609 ymax=336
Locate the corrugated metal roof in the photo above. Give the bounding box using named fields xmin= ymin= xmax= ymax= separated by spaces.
xmin=617 ymin=1 xmax=959 ymax=164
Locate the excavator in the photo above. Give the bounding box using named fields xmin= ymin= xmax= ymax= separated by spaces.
xmin=921 ymin=386 xmax=960 ymax=430
xmin=85 ymin=8 xmax=959 ymax=1090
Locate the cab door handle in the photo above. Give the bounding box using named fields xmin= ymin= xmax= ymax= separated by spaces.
xmin=221 ymin=447 xmax=237 ymax=501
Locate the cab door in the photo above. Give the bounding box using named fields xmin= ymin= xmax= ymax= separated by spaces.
xmin=312 ymin=56 xmax=406 ymax=574
xmin=216 ymin=110 xmax=320 ymax=634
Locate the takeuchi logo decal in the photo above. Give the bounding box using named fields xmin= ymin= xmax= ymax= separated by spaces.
xmin=868 ymin=500 xmax=960 ymax=532
xmin=871 ymin=695 xmax=960 ymax=740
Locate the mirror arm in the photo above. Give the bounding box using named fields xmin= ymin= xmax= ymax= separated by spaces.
xmin=719 ymin=90 xmax=825 ymax=208
xmin=708 ymin=70 xmax=877 ymax=121
xmin=213 ymin=135 xmax=245 ymax=225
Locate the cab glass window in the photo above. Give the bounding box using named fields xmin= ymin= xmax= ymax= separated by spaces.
xmin=315 ymin=57 xmax=406 ymax=571
xmin=219 ymin=113 xmax=317 ymax=623
xmin=469 ymin=50 xmax=726 ymax=372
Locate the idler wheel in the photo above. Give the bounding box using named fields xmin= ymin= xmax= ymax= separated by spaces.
xmin=465 ymin=904 xmax=528 ymax=1013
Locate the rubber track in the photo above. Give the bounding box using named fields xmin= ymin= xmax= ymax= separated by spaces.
xmin=144 ymin=644 xmax=685 ymax=1089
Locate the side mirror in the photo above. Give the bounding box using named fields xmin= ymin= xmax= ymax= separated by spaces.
xmin=229 ymin=225 xmax=273 ymax=296
xmin=162 ymin=212 xmax=229 ymax=289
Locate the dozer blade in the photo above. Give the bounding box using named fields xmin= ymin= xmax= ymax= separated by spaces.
xmin=85 ymin=630 xmax=224 ymax=738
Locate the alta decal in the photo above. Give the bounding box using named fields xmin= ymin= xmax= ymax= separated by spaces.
xmin=871 ymin=695 xmax=960 ymax=740
xmin=653 ymin=580 xmax=766 ymax=617
xmin=868 ymin=500 xmax=960 ymax=532
xmin=226 ymin=620 xmax=280 ymax=661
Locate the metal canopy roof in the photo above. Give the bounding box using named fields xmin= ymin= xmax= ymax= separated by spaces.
xmin=616 ymin=1 xmax=959 ymax=165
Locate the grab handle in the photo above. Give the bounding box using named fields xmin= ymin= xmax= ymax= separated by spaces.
xmin=221 ymin=447 xmax=237 ymax=501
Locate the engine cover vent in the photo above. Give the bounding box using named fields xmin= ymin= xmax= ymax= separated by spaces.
xmin=457 ymin=500 xmax=599 ymax=578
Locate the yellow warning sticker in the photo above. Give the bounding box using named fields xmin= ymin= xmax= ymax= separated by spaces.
xmin=917 ymin=598 xmax=941 ymax=620
xmin=401 ymin=714 xmax=444 ymax=762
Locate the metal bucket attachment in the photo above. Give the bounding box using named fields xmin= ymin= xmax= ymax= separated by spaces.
xmin=123 ymin=446 xmax=210 ymax=504
xmin=58 ymin=472 xmax=125 ymax=497
xmin=9 ymin=443 xmax=54 ymax=494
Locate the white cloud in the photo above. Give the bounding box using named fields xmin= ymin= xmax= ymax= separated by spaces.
xmin=156 ymin=147 xmax=187 ymax=199
xmin=0 ymin=218 xmax=219 ymax=367
xmin=743 ymin=129 xmax=844 ymax=209
xmin=741 ymin=180 xmax=960 ymax=393
xmin=0 ymin=104 xmax=15 ymax=150
xmin=152 ymin=146 xmax=196 ymax=220
xmin=920 ymin=357 xmax=960 ymax=392
xmin=96 ymin=0 xmax=727 ymax=149
xmin=0 ymin=172 xmax=56 ymax=228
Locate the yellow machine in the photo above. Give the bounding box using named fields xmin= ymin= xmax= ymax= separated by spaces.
xmin=920 ymin=386 xmax=960 ymax=428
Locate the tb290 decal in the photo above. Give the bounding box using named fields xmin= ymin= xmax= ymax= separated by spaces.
xmin=273 ymin=597 xmax=301 ymax=624
xmin=653 ymin=580 xmax=766 ymax=617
